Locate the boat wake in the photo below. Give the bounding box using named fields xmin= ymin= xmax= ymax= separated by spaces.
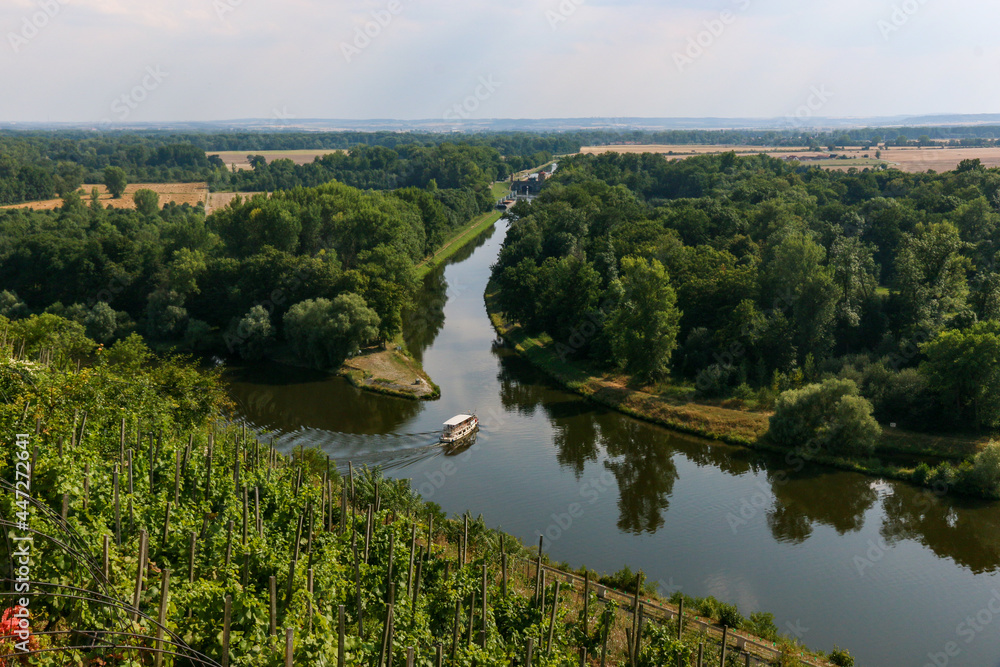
xmin=256 ymin=426 xmax=446 ymax=471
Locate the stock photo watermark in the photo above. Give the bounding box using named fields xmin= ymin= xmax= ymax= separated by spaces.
xmin=340 ymin=0 xmax=406 ymax=63
xmin=99 ymin=66 xmax=170 ymax=126
xmin=673 ymin=0 xmax=752 ymax=72
xmin=10 ymin=433 xmax=34 ymax=653
xmin=8 ymin=0 xmax=67 ymax=54
xmin=546 ymin=0 xmax=586 ymax=31
xmin=443 ymin=75 xmax=503 ymax=121
xmin=877 ymin=0 xmax=930 ymax=41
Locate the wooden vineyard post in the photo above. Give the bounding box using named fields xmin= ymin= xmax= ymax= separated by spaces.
xmin=546 ymin=581 xmax=560 ymax=655
xmin=462 ymin=514 xmax=468 ymax=565
xmin=83 ymin=463 xmax=90 ymax=511
xmin=697 ymin=643 xmax=704 ymax=667
xmin=284 ymin=559 xmax=297 ymax=615
xmin=435 ymin=643 xmax=443 ymax=667
xmin=501 ymin=552 xmax=508 ymax=599
xmin=481 ymin=564 xmax=488 ymax=649
xmin=719 ymin=627 xmax=728 ymax=667
xmin=534 ymin=536 xmax=544 ymax=606
xmin=406 ymin=524 xmax=417 ymax=598
xmin=406 ymin=647 xmax=415 ymax=667
xmin=284 ymin=628 xmax=294 ymax=667
xmin=153 ymin=569 xmax=170 ymax=667
xmin=269 ymin=576 xmax=277 ymax=636
xmin=204 ymin=434 xmax=214 ymax=502
xmin=131 ymin=530 xmax=148 ymax=621
xmin=113 ymin=465 xmax=121 ymax=547
xmin=678 ymin=597 xmax=685 ymax=639
xmin=338 ymin=605 xmax=346 ymax=667
xmin=600 ymin=616 xmax=610 ymax=667
xmin=525 ymin=637 xmax=534 ymax=666
xmin=161 ymin=502 xmax=171 ymax=549
xmin=102 ymin=534 xmax=110 ymax=581
xmin=225 ymin=521 xmax=234 ymax=568
xmin=583 ymin=570 xmax=590 ymax=635
xmin=188 ymin=533 xmax=197 ymax=583
xmin=173 ymin=450 xmax=181 ymax=505
xmin=222 ymin=594 xmax=232 ymax=667
xmin=450 ymin=600 xmax=460 ymax=664
xmin=255 ymin=487 xmax=262 ymax=536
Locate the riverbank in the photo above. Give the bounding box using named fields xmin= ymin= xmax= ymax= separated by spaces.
xmin=415 ymin=183 xmax=510 ymax=279
xmin=485 ymin=280 xmax=992 ymax=487
xmin=340 ymin=187 xmax=511 ymax=400
xmin=339 ymin=343 xmax=440 ymax=400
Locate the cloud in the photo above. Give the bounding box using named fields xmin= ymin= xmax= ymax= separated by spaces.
xmin=1 ymin=0 xmax=999 ymax=121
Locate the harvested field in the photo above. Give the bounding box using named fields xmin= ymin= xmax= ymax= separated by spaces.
xmin=205 ymin=190 xmax=266 ymax=214
xmin=581 ymin=144 xmax=1000 ymax=173
xmin=209 ymin=149 xmax=345 ymax=171
xmin=1 ymin=182 xmax=208 ymax=211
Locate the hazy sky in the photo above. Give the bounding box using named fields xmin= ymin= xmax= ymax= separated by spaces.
xmin=2 ymin=0 xmax=998 ymax=123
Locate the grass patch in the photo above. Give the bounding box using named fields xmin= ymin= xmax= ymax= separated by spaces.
xmin=416 ymin=183 xmax=510 ymax=279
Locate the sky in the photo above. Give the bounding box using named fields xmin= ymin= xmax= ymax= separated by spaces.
xmin=1 ymin=0 xmax=999 ymax=124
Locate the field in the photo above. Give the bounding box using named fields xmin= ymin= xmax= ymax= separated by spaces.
xmin=580 ymin=144 xmax=1000 ymax=173
xmin=209 ymin=148 xmax=344 ymax=171
xmin=0 ymin=182 xmax=208 ymax=211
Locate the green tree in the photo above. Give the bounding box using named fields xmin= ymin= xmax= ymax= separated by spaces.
xmin=768 ymin=378 xmax=881 ymax=456
xmin=829 ymin=236 xmax=878 ymax=329
xmin=284 ymin=294 xmax=379 ymax=369
xmin=893 ymin=222 xmax=970 ymax=336
xmin=920 ymin=321 xmax=1000 ymax=429
xmin=103 ymin=166 xmax=128 ymax=199
xmin=229 ymin=305 xmax=274 ymax=361
xmin=607 ymin=256 xmax=682 ymax=381
xmin=84 ymin=301 xmax=117 ymax=343
xmin=133 ymin=188 xmax=160 ymax=216
xmin=761 ymin=230 xmax=839 ymax=360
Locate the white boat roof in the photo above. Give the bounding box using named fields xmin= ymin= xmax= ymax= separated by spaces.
xmin=443 ymin=414 xmax=474 ymax=426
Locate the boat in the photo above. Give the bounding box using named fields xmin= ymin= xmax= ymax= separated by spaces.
xmin=440 ymin=414 xmax=478 ymax=443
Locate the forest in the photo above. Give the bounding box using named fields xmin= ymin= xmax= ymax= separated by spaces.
xmin=489 ymin=151 xmax=1000 ymax=495
xmin=0 ymin=144 xmax=501 ymax=371
xmin=2 ymin=126 xmax=997 ymax=206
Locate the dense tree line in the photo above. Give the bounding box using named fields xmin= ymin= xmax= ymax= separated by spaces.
xmin=2 ymin=126 xmax=998 ymax=206
xmin=491 ymin=151 xmax=1000 ymax=436
xmin=216 ymin=143 xmax=508 ymax=205
xmin=0 ymin=171 xmax=493 ymax=369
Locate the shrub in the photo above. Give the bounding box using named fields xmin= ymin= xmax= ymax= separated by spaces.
xmin=768 ymin=378 xmax=881 ymax=456
xmin=956 ymin=442 xmax=1000 ymax=498
xmin=829 ymin=646 xmax=855 ymax=666
xmin=716 ymin=602 xmax=744 ymax=629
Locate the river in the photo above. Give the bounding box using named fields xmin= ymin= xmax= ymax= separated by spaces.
xmin=227 ymin=221 xmax=1000 ymax=667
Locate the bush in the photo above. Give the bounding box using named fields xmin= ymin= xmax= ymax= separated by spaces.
xmin=716 ymin=602 xmax=744 ymax=629
xmin=955 ymin=442 xmax=1000 ymax=498
xmin=768 ymin=378 xmax=881 ymax=456
xmin=829 ymin=646 xmax=855 ymax=666
xmin=747 ymin=611 xmax=779 ymax=640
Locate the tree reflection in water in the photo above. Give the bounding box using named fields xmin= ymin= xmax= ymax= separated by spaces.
xmin=602 ymin=418 xmax=680 ymax=534
xmin=880 ymin=483 xmax=1000 ymax=574
xmin=764 ymin=468 xmax=879 ymax=544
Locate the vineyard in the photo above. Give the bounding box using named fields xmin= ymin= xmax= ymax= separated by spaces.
xmin=0 ymin=316 xmax=844 ymax=666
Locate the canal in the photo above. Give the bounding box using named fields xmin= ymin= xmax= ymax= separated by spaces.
xmin=227 ymin=221 xmax=1000 ymax=667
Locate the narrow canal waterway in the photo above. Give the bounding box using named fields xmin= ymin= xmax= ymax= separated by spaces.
xmin=228 ymin=222 xmax=1000 ymax=667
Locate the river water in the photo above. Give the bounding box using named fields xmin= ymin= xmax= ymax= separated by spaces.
xmin=227 ymin=222 xmax=1000 ymax=667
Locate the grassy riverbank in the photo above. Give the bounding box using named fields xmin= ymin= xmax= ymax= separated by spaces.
xmin=485 ymin=280 xmax=992 ymax=488
xmin=342 ymin=189 xmax=509 ymax=400
xmin=415 ymin=182 xmax=510 ymax=279
xmin=339 ymin=342 xmax=440 ymax=400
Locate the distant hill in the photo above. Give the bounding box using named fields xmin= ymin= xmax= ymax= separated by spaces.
xmin=6 ymin=114 xmax=1000 ymax=133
